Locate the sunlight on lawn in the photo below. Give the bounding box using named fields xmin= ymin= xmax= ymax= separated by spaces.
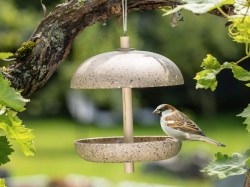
xmin=3 ymin=115 xmax=249 ymax=187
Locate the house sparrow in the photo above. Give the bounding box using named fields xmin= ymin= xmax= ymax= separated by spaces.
xmin=153 ymin=104 xmax=226 ymax=147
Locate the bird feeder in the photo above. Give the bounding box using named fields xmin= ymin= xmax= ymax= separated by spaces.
xmin=71 ymin=36 xmax=184 ymax=173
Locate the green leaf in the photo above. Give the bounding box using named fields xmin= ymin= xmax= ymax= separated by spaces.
xmin=0 ymin=52 xmax=14 ymax=59
xmin=202 ymin=150 xmax=250 ymax=178
xmin=201 ymin=54 xmax=221 ymax=70
xmin=237 ymin=104 xmax=250 ymax=132
xmin=228 ymin=17 xmax=250 ymax=44
xmin=163 ymin=0 xmax=233 ymax=15
xmin=0 ymin=106 xmax=6 ymax=115
xmin=244 ymin=119 xmax=250 ymax=132
xmin=0 ymin=111 xmax=35 ymax=156
xmin=194 ymin=69 xmax=218 ymax=91
xmin=0 ymin=179 xmax=6 ymax=187
xmin=0 ymin=136 xmax=14 ymax=166
xmin=246 ymin=157 xmax=250 ymax=168
xmin=0 ymin=73 xmax=29 ymax=112
xmin=231 ymin=63 xmax=250 ymax=81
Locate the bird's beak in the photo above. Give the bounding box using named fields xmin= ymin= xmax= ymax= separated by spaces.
xmin=153 ymin=109 xmax=160 ymax=115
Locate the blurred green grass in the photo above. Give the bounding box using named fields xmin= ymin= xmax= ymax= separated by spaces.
xmin=3 ymin=114 xmax=249 ymax=187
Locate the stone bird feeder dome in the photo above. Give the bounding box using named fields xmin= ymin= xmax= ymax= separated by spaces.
xmin=71 ymin=36 xmax=184 ymax=173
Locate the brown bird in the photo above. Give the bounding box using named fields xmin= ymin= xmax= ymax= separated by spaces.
xmin=153 ymin=104 xmax=226 ymax=147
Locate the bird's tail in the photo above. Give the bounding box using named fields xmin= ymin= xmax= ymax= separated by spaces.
xmin=195 ymin=136 xmax=226 ymax=147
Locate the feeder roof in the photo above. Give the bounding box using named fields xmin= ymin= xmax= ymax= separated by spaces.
xmin=70 ymin=50 xmax=184 ymax=89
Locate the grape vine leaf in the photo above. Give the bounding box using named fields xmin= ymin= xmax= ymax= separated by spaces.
xmin=0 ymin=73 xmax=29 ymax=112
xmin=0 ymin=111 xmax=35 ymax=156
xmin=202 ymin=150 xmax=250 ymax=178
xmin=194 ymin=55 xmax=221 ymax=91
xmin=194 ymin=69 xmax=218 ymax=91
xmin=201 ymin=54 xmax=221 ymax=70
xmin=231 ymin=63 xmax=250 ymax=81
xmin=237 ymin=104 xmax=250 ymax=132
xmin=163 ymin=0 xmax=234 ymax=15
xmin=0 ymin=136 xmax=14 ymax=166
xmin=228 ymin=17 xmax=250 ymax=44
xmin=0 ymin=179 xmax=6 ymax=187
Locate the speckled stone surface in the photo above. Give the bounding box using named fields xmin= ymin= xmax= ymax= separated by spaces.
xmin=75 ymin=136 xmax=182 ymax=163
xmin=70 ymin=50 xmax=184 ymax=89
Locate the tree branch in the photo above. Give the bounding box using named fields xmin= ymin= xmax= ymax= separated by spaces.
xmin=0 ymin=0 xmax=234 ymax=97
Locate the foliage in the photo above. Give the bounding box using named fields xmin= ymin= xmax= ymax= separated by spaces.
xmin=187 ymin=0 xmax=250 ymax=180
xmin=194 ymin=55 xmax=250 ymax=91
xmin=228 ymin=17 xmax=250 ymax=45
xmin=0 ymin=73 xmax=29 ymax=111
xmin=162 ymin=0 xmax=250 ymax=179
xmin=0 ymin=136 xmax=13 ymax=166
xmin=0 ymin=110 xmax=35 ymax=156
xmin=0 ymin=73 xmax=35 ymax=163
xmin=194 ymin=54 xmax=220 ymax=91
xmin=163 ymin=0 xmax=234 ymax=15
xmin=237 ymin=104 xmax=250 ymax=132
xmin=202 ymin=150 xmax=250 ymax=178
xmin=0 ymin=72 xmax=35 ymax=184
xmin=0 ymin=179 xmax=6 ymax=187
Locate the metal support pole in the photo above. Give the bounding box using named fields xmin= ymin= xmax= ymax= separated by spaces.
xmin=122 ymin=87 xmax=134 ymax=173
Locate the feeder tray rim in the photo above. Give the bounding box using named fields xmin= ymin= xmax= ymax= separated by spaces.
xmin=75 ymin=136 xmax=173 ymax=145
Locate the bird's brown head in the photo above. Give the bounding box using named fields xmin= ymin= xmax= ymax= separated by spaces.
xmin=153 ymin=104 xmax=176 ymax=116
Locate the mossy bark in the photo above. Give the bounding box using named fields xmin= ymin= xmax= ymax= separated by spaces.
xmin=0 ymin=0 xmax=233 ymax=97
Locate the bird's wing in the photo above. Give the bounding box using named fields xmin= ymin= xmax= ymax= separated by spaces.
xmin=164 ymin=110 xmax=206 ymax=136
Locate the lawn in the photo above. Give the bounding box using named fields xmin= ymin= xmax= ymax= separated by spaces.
xmin=3 ymin=114 xmax=249 ymax=187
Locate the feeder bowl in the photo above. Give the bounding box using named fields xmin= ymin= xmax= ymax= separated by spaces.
xmin=75 ymin=136 xmax=182 ymax=163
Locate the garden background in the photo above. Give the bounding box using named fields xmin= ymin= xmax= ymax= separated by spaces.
xmin=0 ymin=0 xmax=249 ymax=186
